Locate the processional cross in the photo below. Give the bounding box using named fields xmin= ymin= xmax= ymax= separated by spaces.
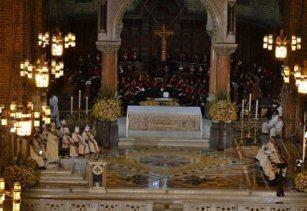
xmin=154 ymin=25 xmax=174 ymax=62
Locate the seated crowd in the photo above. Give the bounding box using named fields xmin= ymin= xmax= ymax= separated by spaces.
xmin=17 ymin=120 xmax=99 ymax=169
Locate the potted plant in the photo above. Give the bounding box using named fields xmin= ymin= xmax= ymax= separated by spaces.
xmin=295 ymin=171 xmax=307 ymax=192
xmin=92 ymin=87 xmax=121 ymax=149
xmin=209 ymin=92 xmax=237 ymax=151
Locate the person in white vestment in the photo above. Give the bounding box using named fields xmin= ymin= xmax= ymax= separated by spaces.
xmin=30 ymin=137 xmax=45 ymax=168
xmin=270 ymin=117 xmax=284 ymax=138
xmin=58 ymin=120 xmax=67 ymax=138
xmin=46 ymin=125 xmax=59 ymax=163
xmin=72 ymin=127 xmax=89 ymax=155
xmin=277 ymin=105 xmax=283 ymax=117
xmin=82 ymin=126 xmax=99 ymax=154
xmin=49 ymin=95 xmax=61 ymax=128
xmin=41 ymin=124 xmax=49 ymax=143
xmin=262 ymin=111 xmax=280 ymax=134
xmin=63 ymin=127 xmax=78 ymax=158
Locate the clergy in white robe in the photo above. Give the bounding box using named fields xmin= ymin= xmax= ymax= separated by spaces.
xmin=82 ymin=126 xmax=99 ymax=154
xmin=58 ymin=119 xmax=67 ymax=138
xmin=63 ymin=127 xmax=78 ymax=158
xmin=46 ymin=127 xmax=59 ymax=163
xmin=262 ymin=111 xmax=280 ymax=134
xmin=30 ymin=138 xmax=45 ymax=168
xmin=270 ymin=118 xmax=284 ymax=138
xmin=72 ymin=127 xmax=89 ymax=155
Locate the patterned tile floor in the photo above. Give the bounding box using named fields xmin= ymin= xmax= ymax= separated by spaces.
xmin=98 ymin=145 xmax=272 ymax=190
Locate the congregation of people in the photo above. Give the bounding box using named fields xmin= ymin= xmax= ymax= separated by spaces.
xmin=17 ymin=120 xmax=99 ymax=169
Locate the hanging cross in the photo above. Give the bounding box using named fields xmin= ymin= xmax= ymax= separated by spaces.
xmin=154 ymin=25 xmax=174 ymax=62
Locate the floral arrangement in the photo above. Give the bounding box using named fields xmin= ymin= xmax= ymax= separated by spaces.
xmin=209 ymin=99 xmax=237 ymax=123
xmin=92 ymin=87 xmax=122 ymax=121
xmin=140 ymin=100 xmax=179 ymax=106
xmin=295 ymin=171 xmax=307 ymax=191
xmin=3 ymin=165 xmax=39 ymax=189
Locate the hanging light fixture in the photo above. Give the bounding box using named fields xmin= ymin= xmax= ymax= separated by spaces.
xmin=0 ymin=101 xmax=51 ymax=137
xmin=263 ymin=30 xmax=301 ymax=60
xmin=20 ymin=55 xmax=64 ymax=88
xmin=283 ymin=66 xmax=290 ymax=83
xmin=38 ymin=28 xmax=76 ymax=57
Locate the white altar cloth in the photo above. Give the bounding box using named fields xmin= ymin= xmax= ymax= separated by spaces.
xmin=126 ymin=106 xmax=202 ymax=139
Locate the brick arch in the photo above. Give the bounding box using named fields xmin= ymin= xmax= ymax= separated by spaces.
xmin=112 ymin=0 xmax=224 ymax=43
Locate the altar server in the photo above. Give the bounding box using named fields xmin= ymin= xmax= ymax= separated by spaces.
xmin=63 ymin=127 xmax=78 ymax=158
xmin=261 ymin=111 xmax=280 ymax=134
xmin=82 ymin=126 xmax=99 ymax=154
xmin=30 ymin=136 xmax=45 ymax=168
xmin=46 ymin=126 xmax=59 ymax=163
xmin=72 ymin=127 xmax=89 ymax=155
xmin=58 ymin=119 xmax=67 ymax=138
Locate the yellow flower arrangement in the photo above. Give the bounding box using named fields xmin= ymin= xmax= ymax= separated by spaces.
xmin=295 ymin=171 xmax=307 ymax=191
xmin=92 ymin=88 xmax=122 ymax=122
xmin=209 ymin=100 xmax=237 ymax=123
xmin=3 ymin=165 xmax=39 ymax=189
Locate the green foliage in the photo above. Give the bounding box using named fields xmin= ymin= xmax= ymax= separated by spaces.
xmin=215 ymin=91 xmax=230 ymax=101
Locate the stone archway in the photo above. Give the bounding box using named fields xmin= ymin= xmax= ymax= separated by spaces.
xmin=96 ymin=0 xmax=237 ymax=96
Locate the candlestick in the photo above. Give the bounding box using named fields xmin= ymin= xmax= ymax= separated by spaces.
xmin=248 ymin=94 xmax=252 ymax=112
xmin=303 ymin=112 xmax=307 ymax=163
xmin=78 ymin=90 xmax=81 ymax=109
xmin=241 ymin=99 xmax=245 ymax=118
xmin=71 ymin=96 xmax=73 ymax=115
xmin=86 ymin=97 xmax=89 ymax=115
xmin=255 ymin=100 xmax=259 ymax=119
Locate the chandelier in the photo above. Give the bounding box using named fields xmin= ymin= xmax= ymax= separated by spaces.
xmin=38 ymin=29 xmax=76 ymax=57
xmin=20 ymin=29 xmax=75 ymax=88
xmin=20 ymin=55 xmax=64 ymax=88
xmin=282 ymin=64 xmax=301 ymax=84
xmin=0 ymin=179 xmax=21 ymax=211
xmin=263 ymin=30 xmax=301 ymax=60
xmin=0 ymin=101 xmax=51 ymax=137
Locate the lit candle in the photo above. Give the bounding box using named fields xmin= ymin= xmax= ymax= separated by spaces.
xmin=78 ymin=90 xmax=81 ymax=109
xmin=71 ymin=96 xmax=73 ymax=115
xmin=86 ymin=97 xmax=89 ymax=115
xmin=255 ymin=100 xmax=259 ymax=119
xmin=241 ymin=99 xmax=244 ymax=118
xmin=248 ymin=94 xmax=252 ymax=112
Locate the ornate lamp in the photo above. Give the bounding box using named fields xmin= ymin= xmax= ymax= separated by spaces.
xmin=283 ymin=66 xmax=290 ymax=83
xmin=39 ymin=29 xmax=76 ymax=57
xmin=0 ymin=179 xmax=21 ymax=211
xmin=263 ymin=30 xmax=301 ymax=60
xmin=0 ymin=101 xmax=51 ymax=137
xmin=298 ymin=77 xmax=307 ymax=94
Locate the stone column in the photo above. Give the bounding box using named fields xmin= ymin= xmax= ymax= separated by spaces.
xmin=209 ymin=43 xmax=237 ymax=97
xmin=96 ymin=41 xmax=121 ymax=91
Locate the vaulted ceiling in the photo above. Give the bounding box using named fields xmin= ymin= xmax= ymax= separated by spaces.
xmin=47 ymin=0 xmax=281 ymax=28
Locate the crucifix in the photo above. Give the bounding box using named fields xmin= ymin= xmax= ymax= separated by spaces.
xmin=154 ymin=25 xmax=174 ymax=62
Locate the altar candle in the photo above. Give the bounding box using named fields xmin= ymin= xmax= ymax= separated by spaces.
xmin=255 ymin=100 xmax=259 ymax=119
xmin=241 ymin=99 xmax=244 ymax=118
xmin=248 ymin=94 xmax=252 ymax=112
xmin=86 ymin=97 xmax=89 ymax=115
xmin=78 ymin=90 xmax=81 ymax=109
xmin=71 ymin=96 xmax=74 ymax=115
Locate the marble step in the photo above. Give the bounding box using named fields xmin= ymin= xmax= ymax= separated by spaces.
xmin=39 ymin=179 xmax=88 ymax=186
xmin=40 ymin=174 xmax=84 ymax=181
xmin=119 ymin=138 xmax=210 ymax=147
xmin=40 ymin=168 xmax=72 ymax=176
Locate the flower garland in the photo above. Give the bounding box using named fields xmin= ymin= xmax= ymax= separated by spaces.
xmin=209 ymin=100 xmax=237 ymax=123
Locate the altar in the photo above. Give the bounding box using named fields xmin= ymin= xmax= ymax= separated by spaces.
xmin=126 ymin=106 xmax=202 ymax=139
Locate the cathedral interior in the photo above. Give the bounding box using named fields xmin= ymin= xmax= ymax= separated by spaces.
xmin=0 ymin=0 xmax=307 ymax=211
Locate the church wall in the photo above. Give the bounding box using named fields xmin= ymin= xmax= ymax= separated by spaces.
xmin=0 ymin=0 xmax=44 ymax=171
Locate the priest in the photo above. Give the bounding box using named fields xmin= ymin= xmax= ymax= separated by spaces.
xmin=63 ymin=127 xmax=78 ymax=158
xmin=82 ymin=126 xmax=99 ymax=154
xmin=261 ymin=110 xmax=280 ymax=134
xmin=46 ymin=124 xmax=59 ymax=163
xmin=72 ymin=127 xmax=89 ymax=156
